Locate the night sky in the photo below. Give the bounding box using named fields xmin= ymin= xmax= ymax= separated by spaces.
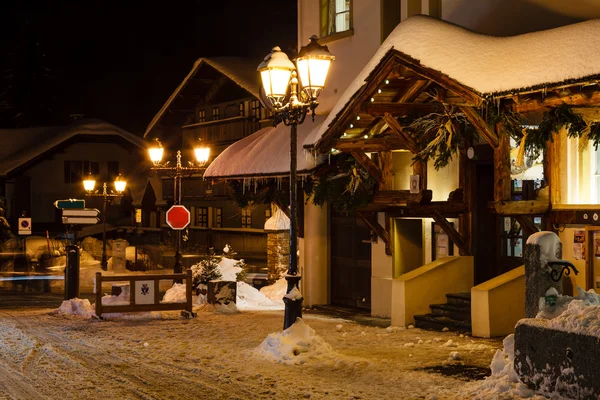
xmin=0 ymin=0 xmax=297 ymax=133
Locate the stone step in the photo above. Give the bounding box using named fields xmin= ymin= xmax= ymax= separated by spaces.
xmin=414 ymin=314 xmax=471 ymax=333
xmin=446 ymin=292 xmax=471 ymax=307
xmin=430 ymin=303 xmax=471 ymax=322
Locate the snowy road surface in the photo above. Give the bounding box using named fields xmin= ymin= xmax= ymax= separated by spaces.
xmin=0 ymin=306 xmax=507 ymax=399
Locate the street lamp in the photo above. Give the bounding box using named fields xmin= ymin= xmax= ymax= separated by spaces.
xmin=148 ymin=139 xmax=210 ymax=274
xmin=83 ymin=174 xmax=127 ymax=270
xmin=258 ymin=35 xmax=334 ymax=329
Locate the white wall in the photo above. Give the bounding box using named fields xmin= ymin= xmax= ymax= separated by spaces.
xmin=298 ymin=0 xmax=383 ymax=115
xmin=371 ymin=212 xmax=393 ymax=317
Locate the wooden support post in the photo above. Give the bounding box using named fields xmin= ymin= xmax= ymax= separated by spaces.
xmin=432 ymin=210 xmax=469 ymax=256
xmin=458 ymin=145 xmax=472 ymax=255
xmin=351 ymin=151 xmax=384 ymax=185
xmin=413 ymin=159 xmax=427 ymax=192
xmin=382 ymin=113 xmax=417 ymax=153
xmin=515 ymin=215 xmax=539 ymax=239
xmin=545 ymin=128 xmax=562 ymax=205
xmin=494 ymin=124 xmax=511 ymax=202
xmin=95 ymin=272 xmax=102 ymax=318
xmin=358 ymin=212 xmax=390 ymax=255
xmin=459 ymin=106 xmax=499 ymax=148
xmin=378 ymin=151 xmax=394 ymax=190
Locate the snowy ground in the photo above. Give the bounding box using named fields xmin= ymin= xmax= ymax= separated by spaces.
xmin=0 ymin=300 xmax=511 ymax=400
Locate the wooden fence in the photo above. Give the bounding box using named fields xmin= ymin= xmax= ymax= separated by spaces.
xmin=94 ymin=270 xmax=193 ymax=318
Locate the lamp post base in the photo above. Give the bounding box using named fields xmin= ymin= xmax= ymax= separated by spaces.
xmin=283 ymin=275 xmax=303 ymax=330
xmin=173 ymin=251 xmax=183 ymax=274
xmin=100 ymin=254 xmax=108 ymax=271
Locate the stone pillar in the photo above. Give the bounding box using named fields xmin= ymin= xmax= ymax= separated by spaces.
xmin=524 ymin=231 xmax=562 ymax=318
xmin=266 ymin=230 xmax=290 ymax=284
xmin=264 ymin=208 xmax=290 ymax=284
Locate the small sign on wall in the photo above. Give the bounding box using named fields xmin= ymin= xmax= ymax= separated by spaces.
xmin=410 ymin=175 xmax=420 ymax=194
xmin=135 ymin=280 xmax=155 ymax=305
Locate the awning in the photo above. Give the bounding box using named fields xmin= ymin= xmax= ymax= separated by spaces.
xmin=203 ymin=115 xmax=326 ymax=180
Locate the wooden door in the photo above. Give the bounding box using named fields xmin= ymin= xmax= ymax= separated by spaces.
xmin=331 ymin=212 xmax=372 ymax=309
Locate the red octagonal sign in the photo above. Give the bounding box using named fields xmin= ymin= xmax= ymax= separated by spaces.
xmin=166 ymin=205 xmax=191 ymax=230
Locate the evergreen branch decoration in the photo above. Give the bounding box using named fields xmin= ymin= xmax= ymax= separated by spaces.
xmin=304 ymin=155 xmax=376 ymax=215
xmin=410 ymin=106 xmax=478 ymax=170
xmin=229 ymin=179 xmax=289 ymax=210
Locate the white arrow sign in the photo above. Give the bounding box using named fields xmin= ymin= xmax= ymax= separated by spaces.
xmin=62 ymin=208 xmax=100 ymax=217
xmin=62 ymin=216 xmax=100 ymax=225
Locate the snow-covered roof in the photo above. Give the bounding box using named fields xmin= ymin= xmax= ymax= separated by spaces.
xmin=0 ymin=119 xmax=147 ymax=176
xmin=310 ymin=15 xmax=600 ymax=147
xmin=144 ymin=57 xmax=261 ymax=138
xmin=203 ymin=115 xmax=325 ymax=180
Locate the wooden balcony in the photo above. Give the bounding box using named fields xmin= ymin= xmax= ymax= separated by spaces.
xmin=182 ymin=116 xmax=261 ymax=146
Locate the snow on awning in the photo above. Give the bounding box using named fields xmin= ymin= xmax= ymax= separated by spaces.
xmin=204 ymin=115 xmax=326 ymax=180
xmin=308 ymin=15 xmax=600 ymax=148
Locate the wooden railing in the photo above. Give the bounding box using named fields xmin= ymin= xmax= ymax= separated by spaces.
xmin=182 ymin=116 xmax=260 ymax=145
xmin=94 ymin=270 xmax=193 ymax=318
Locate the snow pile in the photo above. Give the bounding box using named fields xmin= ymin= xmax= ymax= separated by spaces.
xmin=460 ymin=334 xmax=539 ymax=399
xmin=162 ymin=257 xmax=284 ymax=311
xmin=537 ymin=287 xmax=600 ymax=336
xmin=255 ymin=318 xmax=335 ymax=365
xmin=260 ymin=277 xmax=286 ymax=301
xmin=264 ymin=208 xmax=290 ymax=231
xmin=57 ymin=298 xmax=95 ymax=318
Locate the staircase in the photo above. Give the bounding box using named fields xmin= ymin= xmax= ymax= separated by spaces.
xmin=413 ymin=293 xmax=471 ymax=332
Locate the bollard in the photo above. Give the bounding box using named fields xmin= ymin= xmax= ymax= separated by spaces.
xmin=524 ymin=231 xmax=578 ymax=317
xmin=64 ymin=245 xmax=80 ymax=299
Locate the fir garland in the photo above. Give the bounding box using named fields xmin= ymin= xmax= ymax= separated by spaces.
xmin=410 ymin=107 xmax=478 ymax=170
xmin=304 ymin=155 xmax=377 ymax=215
xmin=229 ymin=179 xmax=289 ymax=210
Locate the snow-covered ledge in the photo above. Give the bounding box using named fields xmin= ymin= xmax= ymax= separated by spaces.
xmin=391 ymin=256 xmax=473 ymax=327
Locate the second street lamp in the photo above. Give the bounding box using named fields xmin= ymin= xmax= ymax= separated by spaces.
xmin=258 ymin=35 xmax=334 ymax=330
xmin=148 ymin=140 xmax=210 ymax=274
xmin=83 ymin=174 xmax=127 ymax=270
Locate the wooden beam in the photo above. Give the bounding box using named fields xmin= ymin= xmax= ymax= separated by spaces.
xmin=509 ymin=89 xmax=600 ymax=113
xmin=458 ymin=106 xmax=499 ymax=148
xmin=366 ymin=119 xmax=388 ymax=136
xmin=362 ymin=102 xmax=440 ymax=116
xmin=573 ymin=107 xmax=600 ymax=122
xmin=358 ymin=212 xmax=390 ymax=254
xmin=392 ymin=79 xmax=429 ymax=103
xmin=381 ymin=113 xmax=418 ymax=153
xmin=431 ymin=210 xmax=469 ymax=256
xmin=378 ymin=151 xmax=394 ymax=190
xmin=351 ymin=151 xmax=383 ymax=185
xmin=491 ymin=200 xmax=551 ymax=215
xmin=494 ymin=124 xmax=511 ymax=202
xmin=334 ymin=137 xmax=408 ymax=152
xmin=369 ymin=190 xmax=431 ymax=207
xmin=380 ymin=201 xmax=468 ymax=217
xmin=392 ymin=51 xmax=484 ymax=107
xmin=515 ymin=215 xmax=539 ymax=238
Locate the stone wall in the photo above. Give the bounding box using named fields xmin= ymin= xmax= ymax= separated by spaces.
xmin=266 ymin=230 xmax=289 ymax=284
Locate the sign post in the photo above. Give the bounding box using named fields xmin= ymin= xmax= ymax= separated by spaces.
xmin=18 ymin=217 xmax=32 ymax=235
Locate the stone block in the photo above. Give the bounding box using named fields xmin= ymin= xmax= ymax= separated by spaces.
xmin=515 ymin=320 xmax=600 ymax=398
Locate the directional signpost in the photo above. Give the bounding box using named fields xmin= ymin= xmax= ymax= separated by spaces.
xmin=54 ymin=199 xmax=86 ymax=209
xmin=61 ymin=208 xmax=100 ymax=225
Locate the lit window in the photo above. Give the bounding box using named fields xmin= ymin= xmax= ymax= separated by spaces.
xmin=251 ymin=100 xmax=261 ymax=120
xmin=212 ymin=107 xmax=219 ymax=120
xmin=321 ymin=0 xmax=352 ymax=37
xmin=239 ymin=103 xmax=245 ymax=117
xmin=241 ymin=208 xmax=252 ymax=228
xmin=197 ymin=207 xmax=208 ymax=228
xmin=198 ymin=110 xmax=205 ymax=123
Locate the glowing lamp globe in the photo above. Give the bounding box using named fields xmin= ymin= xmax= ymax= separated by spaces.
xmin=194 ymin=146 xmax=210 ymax=166
xmin=149 ymin=145 xmax=164 ymax=165
xmin=295 ymin=35 xmax=335 ymax=100
xmin=257 ymin=46 xmax=295 ymax=104
xmin=114 ymin=175 xmax=127 ymax=193
xmin=83 ymin=175 xmax=96 ymax=192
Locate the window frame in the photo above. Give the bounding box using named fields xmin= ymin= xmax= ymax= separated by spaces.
xmin=320 ymin=0 xmax=353 ymax=41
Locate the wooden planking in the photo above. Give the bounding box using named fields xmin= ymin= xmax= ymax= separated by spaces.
xmin=459 ymin=106 xmax=499 ymax=148
xmin=392 ymin=51 xmax=483 ymax=107
xmin=334 ymin=137 xmax=408 ymax=152
xmin=362 ymin=102 xmax=440 ymax=116
xmin=431 ymin=210 xmax=469 ymax=256
xmin=351 ymin=151 xmax=384 ymax=185
xmin=393 ymin=79 xmax=429 ymax=103
xmin=378 ymin=151 xmax=394 ymax=190
xmin=491 ymin=200 xmax=551 ymax=215
xmin=382 ymin=201 xmax=467 ymax=217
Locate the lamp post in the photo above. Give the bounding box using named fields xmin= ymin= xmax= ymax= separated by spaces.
xmin=83 ymin=174 xmax=127 ymax=270
xmin=258 ymin=35 xmax=334 ymax=330
xmin=148 ymin=140 xmax=210 ymax=274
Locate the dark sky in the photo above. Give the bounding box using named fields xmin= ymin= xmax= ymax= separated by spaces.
xmin=0 ymin=0 xmax=297 ymax=133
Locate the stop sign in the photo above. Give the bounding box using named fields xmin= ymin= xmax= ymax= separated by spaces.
xmin=166 ymin=205 xmax=191 ymax=230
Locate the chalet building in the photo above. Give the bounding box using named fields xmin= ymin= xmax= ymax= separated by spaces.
xmin=0 ymin=119 xmax=148 ymax=236
xmin=143 ymin=58 xmax=274 ymax=266
xmin=207 ymin=0 xmax=600 ymax=337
